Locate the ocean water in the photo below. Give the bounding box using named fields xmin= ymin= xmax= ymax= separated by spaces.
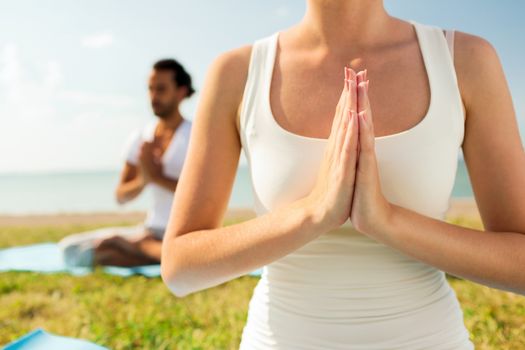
xmin=0 ymin=160 xmax=473 ymax=215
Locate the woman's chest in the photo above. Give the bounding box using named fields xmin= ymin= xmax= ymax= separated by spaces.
xmin=270 ymin=44 xmax=431 ymax=141
xmin=246 ymin=124 xmax=460 ymax=220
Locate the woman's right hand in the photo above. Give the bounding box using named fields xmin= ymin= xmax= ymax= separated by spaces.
xmin=302 ymin=67 xmax=361 ymax=233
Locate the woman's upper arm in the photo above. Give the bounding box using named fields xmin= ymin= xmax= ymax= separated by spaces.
xmin=164 ymin=45 xmax=253 ymax=238
xmin=455 ymin=31 xmax=525 ymax=233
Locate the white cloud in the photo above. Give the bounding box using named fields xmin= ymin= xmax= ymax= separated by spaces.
xmin=82 ymin=33 xmax=114 ymax=48
xmin=0 ymin=43 xmax=60 ymax=122
xmin=0 ymin=43 xmax=144 ymax=173
xmin=57 ymin=90 xmax=135 ymax=108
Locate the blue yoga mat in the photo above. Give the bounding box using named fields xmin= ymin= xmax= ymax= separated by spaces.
xmin=2 ymin=328 xmax=108 ymax=350
xmin=0 ymin=242 xmax=263 ymax=277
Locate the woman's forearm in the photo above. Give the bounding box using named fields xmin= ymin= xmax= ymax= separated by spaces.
xmin=161 ymin=198 xmax=328 ymax=297
xmin=371 ymin=203 xmax=525 ymax=295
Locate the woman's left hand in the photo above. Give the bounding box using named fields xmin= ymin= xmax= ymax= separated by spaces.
xmin=348 ymin=69 xmax=393 ymax=237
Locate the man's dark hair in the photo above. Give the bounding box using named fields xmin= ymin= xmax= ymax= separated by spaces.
xmin=153 ymin=58 xmax=195 ymax=98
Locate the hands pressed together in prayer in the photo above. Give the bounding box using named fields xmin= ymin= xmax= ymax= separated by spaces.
xmin=304 ymin=66 xmax=392 ymax=237
xmin=138 ymin=141 xmax=163 ymax=184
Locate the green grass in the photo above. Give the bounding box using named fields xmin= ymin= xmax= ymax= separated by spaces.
xmin=1 ymin=216 xmax=524 ymax=349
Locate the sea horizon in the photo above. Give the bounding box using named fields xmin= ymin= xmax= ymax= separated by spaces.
xmin=0 ymin=160 xmax=474 ymax=216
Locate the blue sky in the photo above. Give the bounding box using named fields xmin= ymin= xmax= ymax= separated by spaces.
xmin=1 ymin=0 xmax=523 ymax=173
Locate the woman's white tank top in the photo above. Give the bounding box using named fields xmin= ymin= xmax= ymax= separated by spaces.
xmin=238 ymin=20 xmax=475 ymax=349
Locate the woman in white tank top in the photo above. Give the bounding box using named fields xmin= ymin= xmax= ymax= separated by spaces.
xmin=161 ymin=1 xmax=525 ymax=349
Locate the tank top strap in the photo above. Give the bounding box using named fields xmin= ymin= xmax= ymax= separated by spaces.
xmin=409 ymin=20 xmax=456 ymax=84
xmin=409 ymin=20 xmax=465 ymax=147
xmin=444 ymin=29 xmax=455 ymax=61
xmin=239 ymin=32 xmax=279 ymax=152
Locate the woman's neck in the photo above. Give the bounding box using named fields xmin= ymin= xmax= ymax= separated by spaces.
xmin=299 ymin=0 xmax=394 ymax=49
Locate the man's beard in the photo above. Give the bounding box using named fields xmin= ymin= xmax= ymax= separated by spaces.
xmin=155 ymin=109 xmax=171 ymax=119
xmin=153 ymin=102 xmax=176 ymax=119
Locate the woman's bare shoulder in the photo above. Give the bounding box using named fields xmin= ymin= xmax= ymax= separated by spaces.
xmin=453 ymin=31 xmax=502 ymax=109
xmin=203 ymin=44 xmax=253 ymax=133
xmin=211 ymin=45 xmax=253 ymax=79
xmin=454 ymin=30 xmax=497 ymax=58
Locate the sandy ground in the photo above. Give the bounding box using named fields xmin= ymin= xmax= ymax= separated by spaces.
xmin=0 ymin=199 xmax=480 ymax=228
xmin=0 ymin=208 xmax=255 ymax=227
